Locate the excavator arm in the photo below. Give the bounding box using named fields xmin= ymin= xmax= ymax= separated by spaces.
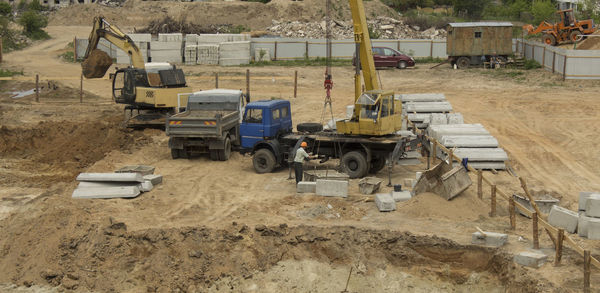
xmin=523 ymin=21 xmax=554 ymax=35
xmin=81 ymin=16 xmax=145 ymax=78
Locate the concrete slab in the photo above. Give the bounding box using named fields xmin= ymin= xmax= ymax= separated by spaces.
xmin=72 ymin=186 xmax=141 ymax=199
xmin=116 ymin=165 xmax=155 ymax=175
xmin=392 ymin=191 xmax=411 ymax=202
xmin=430 ymin=113 xmax=447 ymax=125
xmin=447 ymin=113 xmax=464 ymax=124
xmin=139 ymin=181 xmax=153 ymax=192
xmin=407 ymin=113 xmax=431 ymax=122
xmin=514 ymin=251 xmax=547 ymax=268
xmin=143 ymin=174 xmax=163 ymax=185
xmin=405 ymin=102 xmax=453 ymax=113
xmin=548 ymin=205 xmax=579 ymax=233
xmin=579 ymin=192 xmax=600 ymax=211
xmin=428 ymin=124 xmax=490 ymax=141
xmin=585 ymin=195 xmax=600 ymax=217
xmin=466 ymin=162 xmax=506 ymax=170
xmin=158 ymin=33 xmax=183 ymax=42
xmin=440 ymin=135 xmax=499 ymax=148
xmin=375 ymin=193 xmax=396 ymax=212
xmin=78 ymin=182 xmax=139 ymax=188
xmin=588 ymin=219 xmax=600 ymax=240
xmin=452 ymin=148 xmax=509 ymax=162
xmin=577 ymin=213 xmax=600 ymax=237
xmin=316 ymin=179 xmax=348 ymax=197
xmin=471 ymin=231 xmax=508 ymax=247
xmin=76 ymin=173 xmax=144 ymax=183
xmin=395 ymin=93 xmax=446 ymax=103
xmin=297 ymin=181 xmax=317 ymax=193
xmin=151 ymin=41 xmax=182 ymax=50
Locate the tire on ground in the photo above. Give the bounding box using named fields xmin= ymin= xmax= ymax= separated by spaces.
xmin=341 ymin=151 xmax=368 ymax=178
xmin=456 ymin=57 xmax=470 ymax=69
xmin=218 ymin=136 xmax=232 ymax=161
xmin=297 ymin=122 xmax=323 ymax=133
xmin=543 ymin=34 xmax=556 ymax=46
xmin=569 ymin=30 xmax=582 ymax=43
xmin=253 ymin=148 xmax=277 ymax=173
xmin=369 ymin=155 xmax=386 ymax=174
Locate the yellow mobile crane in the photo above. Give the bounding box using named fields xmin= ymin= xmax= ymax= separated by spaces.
xmin=335 ymin=0 xmax=402 ymax=136
xmin=81 ymin=16 xmax=192 ymax=128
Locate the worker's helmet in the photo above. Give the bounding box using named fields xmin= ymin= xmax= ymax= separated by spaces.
xmin=301 ymin=142 xmax=308 ymax=147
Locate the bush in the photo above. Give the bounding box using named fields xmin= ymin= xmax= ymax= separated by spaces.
xmin=524 ymin=59 xmax=541 ymax=70
xmin=28 ymin=0 xmax=43 ymax=11
xmin=0 ymin=16 xmax=23 ymax=52
xmin=452 ymin=0 xmax=490 ymax=19
xmin=404 ymin=10 xmax=455 ymax=29
xmin=531 ymin=0 xmax=555 ymax=24
xmin=18 ymin=10 xmax=48 ymax=39
xmin=0 ymin=2 xmax=11 ymax=16
xmin=17 ymin=0 xmax=27 ymax=11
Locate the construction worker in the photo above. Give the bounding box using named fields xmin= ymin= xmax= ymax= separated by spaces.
xmin=294 ymin=141 xmax=315 ymax=184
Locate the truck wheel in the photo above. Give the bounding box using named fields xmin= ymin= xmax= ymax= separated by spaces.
xmin=297 ymin=122 xmax=323 ymax=133
xmin=209 ymin=150 xmax=219 ymax=161
xmin=171 ymin=148 xmax=180 ymax=159
xmin=253 ymin=148 xmax=276 ymax=173
xmin=369 ymin=156 xmax=386 ymax=174
xmin=218 ymin=136 xmax=232 ymax=161
xmin=569 ymin=30 xmax=582 ymax=43
xmin=341 ymin=151 xmax=368 ymax=178
xmin=456 ymin=57 xmax=470 ymax=69
xmin=397 ymin=61 xmax=407 ymax=69
xmin=542 ymin=34 xmax=556 ymax=46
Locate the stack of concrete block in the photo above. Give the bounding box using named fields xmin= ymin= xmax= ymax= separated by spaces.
xmin=197 ymin=34 xmax=250 ymax=44
xmin=197 ymin=45 xmax=219 ymax=65
xmin=184 ymin=45 xmax=198 ymax=65
xmin=219 ymin=41 xmax=251 ymax=66
xmin=72 ymin=172 xmax=162 ymax=199
xmin=158 ymin=33 xmax=183 ymax=42
xmin=150 ymin=34 xmax=183 ymax=63
xmin=577 ymin=192 xmax=600 ymax=239
xmin=115 ymin=33 xmax=151 ymax=64
xmin=428 ymin=124 xmax=508 ymax=170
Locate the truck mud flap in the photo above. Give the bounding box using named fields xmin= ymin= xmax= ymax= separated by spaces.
xmin=208 ymin=139 xmax=225 ymax=150
xmin=168 ymin=137 xmax=184 ymax=150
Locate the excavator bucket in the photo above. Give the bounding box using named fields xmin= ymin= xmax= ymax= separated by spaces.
xmin=81 ymin=49 xmax=113 ymax=79
xmin=412 ymin=160 xmax=472 ymax=200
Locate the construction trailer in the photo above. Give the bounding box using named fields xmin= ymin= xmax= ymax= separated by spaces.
xmin=446 ymin=22 xmax=513 ymax=69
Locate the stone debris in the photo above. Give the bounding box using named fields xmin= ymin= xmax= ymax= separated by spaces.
xmin=266 ymin=17 xmax=446 ymax=40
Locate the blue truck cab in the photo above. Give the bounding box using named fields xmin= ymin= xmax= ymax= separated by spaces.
xmin=240 ymin=100 xmax=292 ymax=152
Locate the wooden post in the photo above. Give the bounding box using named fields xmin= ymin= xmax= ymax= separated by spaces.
xmin=532 ymin=212 xmax=539 ymax=249
xmin=80 ymin=73 xmax=83 ymax=103
xmin=542 ymin=46 xmax=546 ymax=68
xmin=490 ymin=184 xmax=496 ymax=217
xmin=73 ymin=36 xmax=77 ymax=61
xmin=563 ymin=55 xmax=568 ymax=81
xmin=294 ymin=70 xmax=298 ymax=98
xmin=274 ymin=41 xmax=278 ymax=61
xmin=305 ymin=41 xmax=309 ymax=59
xmin=246 ymin=69 xmax=250 ymax=100
xmin=215 ymin=72 xmax=219 ymax=89
xmin=35 ymin=74 xmax=39 ymax=102
xmin=477 ymin=170 xmax=483 ymax=199
xmin=519 ymin=177 xmax=542 ymax=216
xmin=397 ymin=39 xmax=401 ymax=52
xmin=552 ymin=51 xmax=556 ymax=73
xmin=431 ymin=139 xmax=437 ymax=165
xmin=448 ymin=148 xmax=453 ymax=168
xmin=531 ymin=45 xmax=535 ymax=60
xmin=584 ymin=250 xmax=591 ymax=293
xmin=430 ymin=40 xmax=434 ymax=58
xmin=555 ymin=228 xmax=564 ymax=266
xmin=0 ymin=37 xmax=3 ymax=63
xmin=509 ymin=197 xmax=516 ymax=229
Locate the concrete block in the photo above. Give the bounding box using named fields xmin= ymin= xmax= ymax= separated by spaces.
xmin=577 ymin=213 xmax=600 ymax=237
xmin=78 ymin=182 xmax=138 ymax=188
xmin=72 ymin=186 xmax=141 ymax=199
xmin=185 ymin=33 xmax=199 ymax=44
xmin=151 ymin=41 xmax=182 ymax=50
xmin=375 ymin=193 xmax=396 ymax=212
xmin=471 ymin=231 xmax=508 ymax=247
xmin=447 ymin=113 xmax=464 ymax=124
xmin=76 ymin=172 xmax=144 ymax=183
xmin=467 ymin=162 xmax=506 ymax=170
xmin=548 ymin=205 xmax=579 ymax=233
xmin=139 ymin=181 xmax=154 ymax=192
xmin=440 ymin=135 xmax=499 ymax=148
xmin=395 ymin=93 xmax=446 ymax=103
xmin=316 ymin=179 xmax=348 ymax=197
xmin=392 ymin=191 xmax=411 ymax=202
xmin=430 ymin=113 xmax=448 ymax=125
xmin=588 ymin=220 xmax=600 ymax=240
xmin=514 ymin=251 xmax=547 ymax=268
xmin=404 ymin=101 xmax=452 ymax=113
xmin=579 ymin=192 xmax=599 ymax=211
xmin=128 ymin=33 xmax=152 ymax=42
xmin=452 ymin=148 xmax=509 ymax=162
xmin=158 ymin=33 xmax=183 ymax=42
xmin=297 ymin=181 xmax=317 ymax=193
xmin=143 ymin=174 xmax=163 ymax=185
xmin=585 ymin=195 xmax=600 ymax=217
xmin=403 ymin=178 xmax=415 ymax=188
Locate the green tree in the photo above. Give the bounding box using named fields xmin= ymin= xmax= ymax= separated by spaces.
xmin=452 ymin=0 xmax=490 ymax=18
xmin=581 ymin=0 xmax=600 ymax=23
xmin=0 ymin=2 xmax=12 ymax=16
xmin=28 ymin=0 xmax=43 ymax=11
xmin=18 ymin=10 xmax=48 ymax=39
xmin=531 ymin=0 xmax=555 ymax=24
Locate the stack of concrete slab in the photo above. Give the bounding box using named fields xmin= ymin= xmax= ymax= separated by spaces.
xmin=184 ymin=45 xmax=198 ymax=65
xmin=185 ymin=34 xmax=199 ymax=45
xmin=197 ymin=45 xmax=219 ymax=65
xmin=158 ymin=33 xmax=183 ymax=42
xmin=72 ymin=169 xmax=162 ymax=199
xmin=428 ymin=124 xmax=508 ymax=170
xmin=396 ymin=94 xmax=461 ymax=130
xmin=219 ymin=41 xmax=251 ymax=66
xmin=115 ymin=33 xmax=151 ymax=64
xmin=577 ymin=192 xmax=600 ymax=239
xmin=197 ymin=34 xmax=250 ymax=44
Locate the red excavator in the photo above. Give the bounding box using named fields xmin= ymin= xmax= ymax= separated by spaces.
xmin=523 ymin=9 xmax=596 ymax=46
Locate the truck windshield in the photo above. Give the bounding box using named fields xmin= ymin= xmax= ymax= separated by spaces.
xmin=244 ymin=109 xmax=263 ymax=123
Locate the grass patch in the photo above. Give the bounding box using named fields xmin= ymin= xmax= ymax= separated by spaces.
xmin=248 ymin=58 xmax=352 ymax=67
xmin=59 ymin=51 xmax=75 ymax=62
xmin=0 ymin=68 xmax=24 ymax=77
xmin=414 ymin=57 xmax=446 ymax=64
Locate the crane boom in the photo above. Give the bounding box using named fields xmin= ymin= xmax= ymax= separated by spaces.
xmin=349 ymin=0 xmax=378 ymax=98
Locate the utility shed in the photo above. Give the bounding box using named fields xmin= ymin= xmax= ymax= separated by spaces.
xmin=446 ymin=22 xmax=513 ymax=57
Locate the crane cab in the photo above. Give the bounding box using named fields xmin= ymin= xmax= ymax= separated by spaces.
xmin=336 ymin=90 xmax=402 ymax=136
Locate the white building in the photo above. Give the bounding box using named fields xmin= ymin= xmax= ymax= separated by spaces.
xmin=557 ymin=0 xmax=583 ymax=10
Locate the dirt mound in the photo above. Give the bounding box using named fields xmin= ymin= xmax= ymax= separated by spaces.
xmin=397 ymin=192 xmax=487 ymax=221
xmin=81 ymin=49 xmax=113 ymax=79
xmin=576 ymin=31 xmax=600 ymax=50
xmin=0 ymin=220 xmax=549 ymax=292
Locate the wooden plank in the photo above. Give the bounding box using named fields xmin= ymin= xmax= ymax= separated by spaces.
xmin=555 ymin=228 xmax=564 ymax=266
xmin=584 ymin=250 xmax=591 ymax=293
xmin=533 ymin=212 xmax=539 ymax=249
xmin=490 ymin=184 xmax=496 ymax=217
xmin=519 ymin=177 xmax=543 ymax=217
xmin=509 ymin=197 xmax=516 ymax=230
xmin=477 ymin=170 xmax=483 ymax=199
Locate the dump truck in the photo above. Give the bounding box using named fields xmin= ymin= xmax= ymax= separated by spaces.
xmin=523 ymin=9 xmax=596 ymax=46
xmin=81 ymin=16 xmax=192 ymax=128
xmin=446 ymin=22 xmax=513 ymax=69
xmin=166 ymin=89 xmax=247 ymax=160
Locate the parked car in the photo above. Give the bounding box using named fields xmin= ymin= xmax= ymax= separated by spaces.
xmin=353 ymin=47 xmax=415 ymax=69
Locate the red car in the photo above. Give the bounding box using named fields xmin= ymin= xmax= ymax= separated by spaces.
xmin=353 ymin=47 xmax=415 ymax=69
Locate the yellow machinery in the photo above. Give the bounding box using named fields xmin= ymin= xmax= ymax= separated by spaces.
xmin=81 ymin=16 xmax=192 ymax=128
xmin=523 ymin=9 xmax=596 ymax=46
xmin=335 ymin=0 xmax=402 ymax=136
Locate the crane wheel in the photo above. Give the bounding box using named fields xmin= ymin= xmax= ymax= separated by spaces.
xmin=341 ymin=151 xmax=368 ymax=178
xmin=543 ymin=34 xmax=556 ymax=46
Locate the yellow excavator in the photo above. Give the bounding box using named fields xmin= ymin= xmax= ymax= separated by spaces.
xmin=335 ymin=0 xmax=402 ymax=136
xmin=81 ymin=16 xmax=192 ymax=128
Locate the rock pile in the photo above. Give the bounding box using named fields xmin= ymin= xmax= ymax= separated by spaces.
xmin=266 ymin=16 xmax=446 ymax=39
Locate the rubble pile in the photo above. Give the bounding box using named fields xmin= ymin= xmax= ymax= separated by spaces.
xmin=267 ymin=16 xmax=446 ymax=39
